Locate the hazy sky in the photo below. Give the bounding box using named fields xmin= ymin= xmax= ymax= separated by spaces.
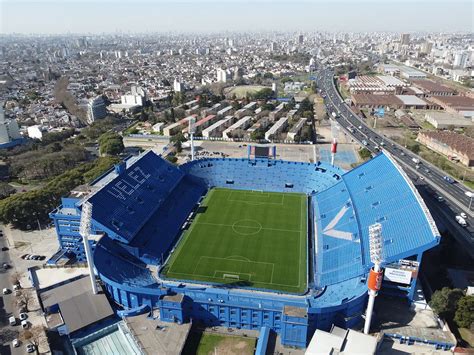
xmin=1 ymin=0 xmax=473 ymax=34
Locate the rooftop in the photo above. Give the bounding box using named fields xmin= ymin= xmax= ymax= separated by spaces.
xmin=418 ymin=131 xmax=474 ymax=159
xmin=412 ymin=80 xmax=456 ymax=93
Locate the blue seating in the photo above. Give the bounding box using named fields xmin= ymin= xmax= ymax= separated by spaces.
xmin=86 ymin=152 xmax=439 ymax=291
xmin=89 ymin=151 xmax=185 ymax=243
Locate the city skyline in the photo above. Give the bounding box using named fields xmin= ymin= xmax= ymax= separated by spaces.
xmin=1 ymin=0 xmax=473 ymax=34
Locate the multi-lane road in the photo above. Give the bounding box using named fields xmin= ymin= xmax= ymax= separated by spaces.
xmin=315 ymin=69 xmax=474 ymax=257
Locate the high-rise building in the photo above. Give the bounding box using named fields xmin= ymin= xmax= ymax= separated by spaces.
xmin=216 ymin=68 xmax=228 ymax=83
xmin=400 ymin=33 xmax=410 ymax=45
xmin=270 ymin=42 xmax=277 ymax=52
xmin=87 ymin=96 xmax=107 ymax=124
xmin=453 ymin=52 xmax=468 ymax=68
xmin=173 ymin=79 xmax=183 ymax=92
xmin=121 ymin=86 xmax=147 ymax=106
xmin=233 ymin=67 xmax=243 ymax=81
xmin=0 ymin=105 xmax=21 ymax=145
xmin=421 ymin=41 xmax=433 ymax=55
xmin=298 ymin=34 xmax=304 ymax=44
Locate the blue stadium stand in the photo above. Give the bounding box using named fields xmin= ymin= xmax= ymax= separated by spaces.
xmin=50 ymin=149 xmax=440 ymax=348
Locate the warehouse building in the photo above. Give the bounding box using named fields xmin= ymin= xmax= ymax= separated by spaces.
xmin=425 ymin=111 xmax=474 ymax=129
xmin=427 ymin=96 xmax=474 ymax=118
xmin=417 ymin=131 xmax=474 ymax=167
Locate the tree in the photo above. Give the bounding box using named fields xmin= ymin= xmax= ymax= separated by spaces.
xmin=20 ymin=325 xmax=48 ymax=354
xmin=284 ymin=98 xmax=296 ymax=110
xmin=454 ymin=295 xmax=474 ymax=328
xmin=300 ymin=98 xmax=313 ymax=112
xmin=252 ymin=88 xmax=274 ymax=100
xmin=0 ymin=182 xmax=15 ymax=200
xmin=0 ymin=157 xmax=118 ymax=229
xmin=250 ymin=130 xmax=265 ymax=141
xmin=429 ymin=287 xmax=464 ymax=320
xmin=17 ymin=289 xmax=34 ymax=312
xmin=10 ymin=271 xmax=21 ymax=286
xmin=170 ymin=132 xmax=187 ymax=144
xmin=98 ymin=132 xmax=124 ymax=156
xmin=166 ymin=155 xmax=178 ymax=164
xmin=358 ymin=148 xmax=372 ymax=160
xmin=263 ymin=72 xmax=274 ymax=79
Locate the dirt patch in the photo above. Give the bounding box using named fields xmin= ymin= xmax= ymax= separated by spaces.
xmin=208 ymin=336 xmax=254 ymax=355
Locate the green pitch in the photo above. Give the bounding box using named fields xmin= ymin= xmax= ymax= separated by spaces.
xmin=162 ymin=188 xmax=307 ymax=294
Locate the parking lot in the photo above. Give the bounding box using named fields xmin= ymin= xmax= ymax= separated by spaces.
xmin=0 ymin=225 xmax=58 ymax=354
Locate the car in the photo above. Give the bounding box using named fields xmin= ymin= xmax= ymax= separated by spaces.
xmin=21 ymin=320 xmax=29 ymax=329
xmin=2 ymin=262 xmax=9 ymax=270
xmin=39 ymin=255 xmax=46 ymax=261
xmin=26 ymin=344 xmax=35 ymax=353
xmin=9 ymin=316 xmax=16 ymax=326
xmin=26 ymin=255 xmax=36 ymax=260
xmin=19 ymin=312 xmax=28 ymax=321
xmin=1 ymin=246 xmax=8 ymax=251
xmin=419 ymin=176 xmax=425 ymax=181
xmin=13 ymin=283 xmax=21 ymax=291
xmin=415 ymin=165 xmax=420 ymax=169
xmin=443 ymin=176 xmax=454 ymax=184
xmin=32 ymin=255 xmax=41 ymax=260
xmin=460 ymin=212 xmax=467 ymax=219
xmin=400 ymin=152 xmax=405 ymax=156
xmin=436 ymin=196 xmax=444 ymax=202
xmin=3 ymin=287 xmax=10 ymax=295
xmin=21 ymin=254 xmax=30 ymax=259
xmin=12 ymin=339 xmax=20 ymax=347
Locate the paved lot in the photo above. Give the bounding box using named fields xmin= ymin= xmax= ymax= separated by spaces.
xmin=178 ymin=140 xmax=361 ymax=171
xmin=0 ymin=225 xmax=57 ymax=355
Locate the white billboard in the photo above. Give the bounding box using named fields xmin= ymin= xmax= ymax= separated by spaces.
xmin=384 ymin=267 xmax=412 ymax=285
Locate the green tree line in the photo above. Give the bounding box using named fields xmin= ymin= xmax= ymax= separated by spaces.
xmin=0 ymin=157 xmax=119 ymax=229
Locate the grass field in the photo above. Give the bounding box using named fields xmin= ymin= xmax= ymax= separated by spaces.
xmin=224 ymin=85 xmax=267 ymax=99
xmin=162 ymin=188 xmax=307 ymax=294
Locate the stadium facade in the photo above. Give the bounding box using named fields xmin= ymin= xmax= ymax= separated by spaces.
xmin=50 ymin=150 xmax=440 ymax=347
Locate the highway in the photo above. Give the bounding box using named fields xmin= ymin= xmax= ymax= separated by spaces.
xmin=315 ymin=69 xmax=474 ymax=257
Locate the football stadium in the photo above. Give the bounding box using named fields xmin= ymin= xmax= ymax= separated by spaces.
xmin=50 ymin=147 xmax=440 ymax=347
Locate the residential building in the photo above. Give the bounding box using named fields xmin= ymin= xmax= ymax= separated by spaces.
xmin=87 ymin=96 xmax=107 ymax=124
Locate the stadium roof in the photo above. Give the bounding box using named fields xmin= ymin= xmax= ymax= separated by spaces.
xmin=89 ymin=151 xmax=440 ymax=303
xmin=87 ymin=150 xmax=185 ymax=244
xmin=313 ymin=152 xmax=439 ymax=287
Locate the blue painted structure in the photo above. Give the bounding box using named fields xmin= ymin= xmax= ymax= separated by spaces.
xmin=256 ymin=326 xmax=270 ymax=355
xmin=49 ymin=150 xmax=440 ymax=348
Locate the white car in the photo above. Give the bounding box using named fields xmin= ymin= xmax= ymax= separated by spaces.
xmin=21 ymin=320 xmax=29 ymax=329
xmin=2 ymin=287 xmax=9 ymax=295
xmin=26 ymin=344 xmax=35 ymax=353
xmin=12 ymin=339 xmax=20 ymax=347
xmin=460 ymin=212 xmax=467 ymax=219
xmin=19 ymin=312 xmax=28 ymax=321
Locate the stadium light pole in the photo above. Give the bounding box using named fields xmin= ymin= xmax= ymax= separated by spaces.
xmin=364 ymin=223 xmax=384 ymax=334
xmin=79 ymin=201 xmax=99 ymax=295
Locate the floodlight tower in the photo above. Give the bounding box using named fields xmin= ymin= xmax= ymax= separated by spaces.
xmin=329 ymin=118 xmax=339 ymax=166
xmin=79 ymin=201 xmax=98 ymax=295
xmin=189 ymin=116 xmax=196 ymax=161
xmin=364 ymin=223 xmax=384 ymax=334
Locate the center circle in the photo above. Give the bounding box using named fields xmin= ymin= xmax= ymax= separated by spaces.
xmin=232 ymin=219 xmax=262 ymax=235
